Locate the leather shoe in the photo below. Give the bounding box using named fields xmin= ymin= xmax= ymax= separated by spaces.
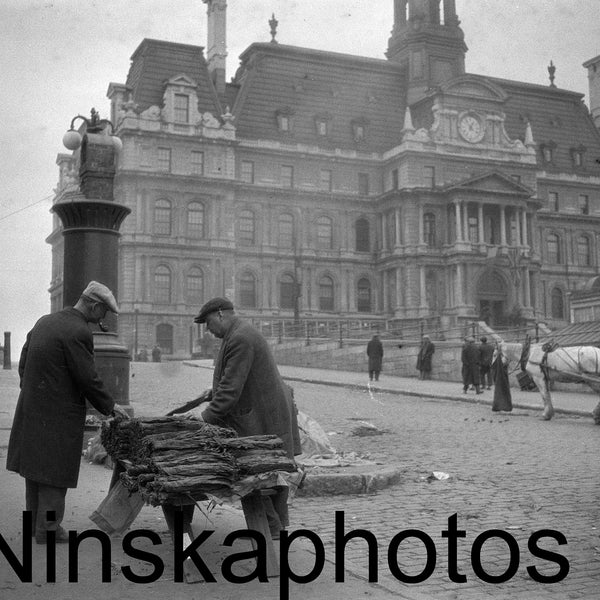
xmin=36 ymin=527 xmax=69 ymax=544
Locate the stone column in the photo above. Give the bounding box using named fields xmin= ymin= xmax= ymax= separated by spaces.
xmin=454 ymin=201 xmax=462 ymax=242
xmin=478 ymin=203 xmax=484 ymax=243
xmin=462 ymin=202 xmax=469 ymax=241
xmin=395 ymin=208 xmax=402 ymax=246
xmin=396 ymin=267 xmax=403 ymax=308
xmin=524 ymin=268 xmax=531 ymax=307
xmin=516 ymin=208 xmax=522 ymax=246
xmin=500 ymin=206 xmax=507 ymax=246
xmin=383 ymin=270 xmax=389 ymax=312
xmin=420 ymin=265 xmax=427 ymax=308
xmin=456 ymin=263 xmax=464 ymax=305
xmin=521 ymin=210 xmax=528 ymax=246
xmin=382 ymin=212 xmax=388 ymax=250
xmin=418 ymin=204 xmax=424 ymax=244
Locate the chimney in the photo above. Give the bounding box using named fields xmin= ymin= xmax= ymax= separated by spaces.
xmin=203 ymin=0 xmax=227 ymax=95
xmin=583 ymin=54 xmax=600 ymax=130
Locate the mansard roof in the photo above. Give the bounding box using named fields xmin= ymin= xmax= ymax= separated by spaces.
xmin=484 ymin=75 xmax=600 ymax=175
xmin=126 ymin=39 xmax=222 ymax=116
xmin=231 ymin=43 xmax=407 ymax=152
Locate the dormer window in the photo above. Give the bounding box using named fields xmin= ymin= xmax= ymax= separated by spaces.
xmin=174 ymin=94 xmax=189 ymax=123
xmin=351 ymin=118 xmax=369 ymax=143
xmin=314 ymin=114 xmax=331 ymax=137
xmin=570 ymin=145 xmax=586 ymax=168
xmin=540 ymin=141 xmax=556 ymax=164
xmin=276 ymin=107 xmax=295 ymax=133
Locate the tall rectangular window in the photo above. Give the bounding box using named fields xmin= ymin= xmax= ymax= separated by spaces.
xmin=191 ymin=151 xmax=204 ymax=175
xmin=579 ymin=194 xmax=590 ymax=215
xmin=241 ymin=160 xmax=254 ymax=184
xmin=281 ymin=165 xmax=294 ymax=188
xmin=358 ymin=173 xmax=369 ymax=195
xmin=320 ymin=169 xmax=332 ymax=192
xmin=548 ymin=191 xmax=559 ymax=212
xmin=392 ymin=169 xmax=399 ymax=190
xmin=423 ymin=166 xmax=435 ymax=188
xmin=140 ymin=146 xmax=152 ymax=168
xmin=174 ymin=94 xmax=189 ymax=123
xmin=468 ymin=216 xmax=479 ymax=243
xmin=157 ymin=147 xmax=171 ymax=172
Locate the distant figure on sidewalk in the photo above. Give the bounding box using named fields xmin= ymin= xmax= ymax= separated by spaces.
xmin=151 ymin=344 xmax=162 ymax=362
xmin=479 ymin=336 xmax=495 ymax=390
xmin=462 ymin=337 xmax=482 ymax=394
xmin=366 ymin=333 xmax=384 ymax=381
xmin=491 ymin=345 xmax=512 ymax=411
xmin=416 ymin=334 xmax=435 ymax=380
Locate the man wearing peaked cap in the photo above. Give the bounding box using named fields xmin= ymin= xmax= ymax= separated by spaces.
xmin=193 ymin=297 xmax=234 ymax=324
xmin=6 ymin=281 xmax=128 ymax=544
xmin=186 ymin=296 xmax=301 ymax=539
xmin=81 ymin=280 xmax=119 ymax=314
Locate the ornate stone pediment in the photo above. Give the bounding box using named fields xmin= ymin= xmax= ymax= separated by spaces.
xmin=435 ymin=75 xmax=509 ymax=104
xmin=444 ymin=171 xmax=534 ymax=196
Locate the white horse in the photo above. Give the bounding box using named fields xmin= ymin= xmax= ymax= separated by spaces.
xmin=498 ymin=341 xmax=600 ymax=423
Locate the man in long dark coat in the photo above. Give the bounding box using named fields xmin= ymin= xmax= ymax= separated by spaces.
xmin=479 ymin=336 xmax=495 ymax=390
xmin=416 ymin=334 xmax=435 ymax=380
xmin=366 ymin=333 xmax=384 ymax=381
xmin=6 ymin=281 xmax=129 ymax=543
xmin=462 ymin=337 xmax=483 ymax=394
xmin=189 ymin=297 xmax=301 ymax=537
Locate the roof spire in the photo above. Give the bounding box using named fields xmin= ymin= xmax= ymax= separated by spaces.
xmin=269 ymin=13 xmax=278 ymax=43
xmin=402 ymin=106 xmax=415 ymax=132
xmin=524 ymin=121 xmax=535 ymax=147
xmin=548 ymin=60 xmax=556 ymax=88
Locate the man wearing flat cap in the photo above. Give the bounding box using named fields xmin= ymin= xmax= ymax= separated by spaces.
xmin=6 ymin=281 xmax=129 ymax=544
xmin=189 ymin=297 xmax=301 ymax=537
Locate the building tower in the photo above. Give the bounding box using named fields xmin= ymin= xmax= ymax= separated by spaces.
xmin=387 ymin=0 xmax=467 ymax=104
xmin=583 ymin=54 xmax=600 ymax=129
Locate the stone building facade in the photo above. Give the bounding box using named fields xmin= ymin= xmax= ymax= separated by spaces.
xmin=48 ymin=0 xmax=600 ymax=357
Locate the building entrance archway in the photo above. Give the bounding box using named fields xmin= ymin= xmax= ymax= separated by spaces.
xmin=477 ymin=269 xmax=509 ymax=326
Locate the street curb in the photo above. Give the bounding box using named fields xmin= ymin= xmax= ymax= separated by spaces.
xmin=280 ymin=376 xmax=593 ymax=419
xmin=297 ymin=465 xmax=404 ymax=497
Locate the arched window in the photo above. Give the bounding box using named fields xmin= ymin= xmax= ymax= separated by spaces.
xmin=578 ymin=236 xmax=592 ymax=266
xmin=551 ymin=288 xmax=565 ymax=319
xmin=156 ymin=323 xmax=173 ymax=355
xmin=547 ymin=233 xmax=561 ymax=264
xmin=316 ymin=216 xmax=333 ymax=249
xmin=355 ymin=218 xmax=370 ymax=252
xmin=280 ymin=274 xmax=296 ymax=309
xmin=154 ymin=199 xmax=172 ymax=235
xmin=278 ymin=213 xmax=294 ymax=248
xmin=424 ymin=212 xmax=436 ymax=246
xmin=318 ymin=276 xmax=334 ymax=311
xmin=186 ymin=268 xmax=204 ymax=304
xmin=187 ymin=202 xmax=205 ymax=238
xmin=154 ymin=265 xmax=171 ymax=303
xmin=239 ymin=210 xmax=256 ymax=245
xmin=239 ymin=271 xmax=257 ymax=308
xmin=357 ymin=278 xmax=372 ymax=313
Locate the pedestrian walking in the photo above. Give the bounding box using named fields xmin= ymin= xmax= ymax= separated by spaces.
xmin=461 ymin=336 xmax=482 ymax=394
xmin=6 ymin=281 xmax=130 ymax=544
xmin=416 ymin=334 xmax=435 ymax=380
xmin=479 ymin=336 xmax=495 ymax=390
xmin=186 ymin=297 xmax=301 ymax=538
xmin=366 ymin=333 xmax=384 ymax=381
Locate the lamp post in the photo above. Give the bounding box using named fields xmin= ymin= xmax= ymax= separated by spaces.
xmin=52 ymin=108 xmax=132 ymax=412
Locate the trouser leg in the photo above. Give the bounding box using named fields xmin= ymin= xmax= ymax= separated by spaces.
xmin=25 ymin=479 xmax=39 ymax=536
xmin=263 ymin=488 xmax=289 ymax=537
xmin=35 ymin=483 xmax=67 ymax=535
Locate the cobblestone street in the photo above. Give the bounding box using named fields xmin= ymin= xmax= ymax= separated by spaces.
xmin=1 ymin=361 xmax=599 ymax=599
xmin=128 ymin=362 xmax=600 ymax=599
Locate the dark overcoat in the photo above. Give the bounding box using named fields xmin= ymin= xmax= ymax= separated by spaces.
xmin=461 ymin=342 xmax=481 ymax=385
xmin=202 ymin=318 xmax=301 ymax=458
xmin=416 ymin=340 xmax=435 ymax=372
xmin=6 ymin=308 xmax=114 ymax=488
xmin=366 ymin=338 xmax=384 ymax=372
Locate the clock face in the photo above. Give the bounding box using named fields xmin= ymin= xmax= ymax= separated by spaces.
xmin=458 ymin=114 xmax=484 ymax=143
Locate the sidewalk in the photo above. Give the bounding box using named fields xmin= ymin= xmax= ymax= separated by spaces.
xmin=185 ymin=360 xmax=599 ymax=420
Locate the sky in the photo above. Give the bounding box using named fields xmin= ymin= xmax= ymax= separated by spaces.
xmin=1 ymin=0 xmax=600 ymax=359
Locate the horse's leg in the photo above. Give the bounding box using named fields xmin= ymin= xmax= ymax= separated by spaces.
xmin=530 ymin=367 xmax=554 ymax=420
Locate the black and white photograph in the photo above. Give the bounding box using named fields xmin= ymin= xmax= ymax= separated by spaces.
xmin=1 ymin=1 xmax=600 ymax=598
